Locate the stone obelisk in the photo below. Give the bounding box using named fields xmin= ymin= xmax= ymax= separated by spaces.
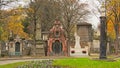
xmin=35 ymin=22 xmax=45 ymax=56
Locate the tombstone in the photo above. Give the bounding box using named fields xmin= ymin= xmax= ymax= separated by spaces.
xmin=70 ymin=22 xmax=92 ymax=56
xmin=47 ymin=20 xmax=67 ymax=56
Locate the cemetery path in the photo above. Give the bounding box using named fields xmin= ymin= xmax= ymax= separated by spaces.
xmin=0 ymin=56 xmax=91 ymax=65
xmin=0 ymin=58 xmax=50 ymax=65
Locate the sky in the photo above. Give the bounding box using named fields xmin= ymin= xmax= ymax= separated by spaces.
xmin=80 ymin=0 xmax=101 ymax=28
xmin=2 ymin=0 xmax=101 ymax=29
xmin=2 ymin=0 xmax=29 ymax=10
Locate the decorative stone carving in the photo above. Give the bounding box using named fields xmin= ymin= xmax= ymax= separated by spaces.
xmin=70 ymin=22 xmax=92 ymax=57
xmin=47 ymin=20 xmax=67 ymax=56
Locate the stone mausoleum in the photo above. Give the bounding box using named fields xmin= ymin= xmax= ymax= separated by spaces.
xmin=8 ymin=36 xmax=23 ymax=56
xmin=47 ymin=20 xmax=67 ymax=56
xmin=8 ymin=36 xmax=33 ymax=56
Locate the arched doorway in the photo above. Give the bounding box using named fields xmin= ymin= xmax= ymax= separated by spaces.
xmin=52 ymin=40 xmax=62 ymax=55
xmin=15 ymin=42 xmax=20 ymax=55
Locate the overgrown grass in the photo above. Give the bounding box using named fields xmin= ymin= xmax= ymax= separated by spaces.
xmin=53 ymin=58 xmax=120 ymax=68
xmin=0 ymin=62 xmax=26 ymax=68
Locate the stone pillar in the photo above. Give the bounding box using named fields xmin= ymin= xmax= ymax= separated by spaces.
xmin=36 ymin=22 xmax=41 ymax=40
xmin=35 ymin=22 xmax=45 ymax=56
xmin=99 ymin=16 xmax=107 ymax=59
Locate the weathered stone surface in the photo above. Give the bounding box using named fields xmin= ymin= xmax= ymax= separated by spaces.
xmin=35 ymin=40 xmax=45 ymax=56
xmin=70 ymin=22 xmax=92 ymax=57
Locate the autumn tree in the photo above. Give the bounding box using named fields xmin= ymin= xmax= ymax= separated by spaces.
xmin=0 ymin=10 xmax=11 ymax=41
xmin=106 ymin=0 xmax=120 ymax=54
xmin=0 ymin=0 xmax=24 ymax=41
xmin=97 ymin=0 xmax=120 ymax=55
xmin=6 ymin=11 xmax=28 ymax=38
xmin=0 ymin=7 xmax=28 ymax=41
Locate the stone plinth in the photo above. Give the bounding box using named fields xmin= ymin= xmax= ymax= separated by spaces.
xmin=35 ymin=40 xmax=45 ymax=56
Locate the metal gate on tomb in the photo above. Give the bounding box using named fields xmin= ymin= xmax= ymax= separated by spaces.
xmin=15 ymin=42 xmax=20 ymax=55
xmin=52 ymin=40 xmax=63 ymax=55
xmin=47 ymin=20 xmax=67 ymax=56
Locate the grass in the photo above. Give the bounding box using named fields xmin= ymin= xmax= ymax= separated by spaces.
xmin=0 ymin=62 xmax=26 ymax=68
xmin=1 ymin=58 xmax=120 ymax=68
xmin=53 ymin=58 xmax=120 ymax=68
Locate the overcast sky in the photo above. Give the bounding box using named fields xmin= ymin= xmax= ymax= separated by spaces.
xmin=2 ymin=0 xmax=101 ymax=29
xmin=80 ymin=0 xmax=101 ymax=28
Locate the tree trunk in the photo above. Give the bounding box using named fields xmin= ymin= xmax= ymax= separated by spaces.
xmin=114 ymin=24 xmax=119 ymax=55
xmin=33 ymin=17 xmax=36 ymax=56
xmin=67 ymin=33 xmax=71 ymax=56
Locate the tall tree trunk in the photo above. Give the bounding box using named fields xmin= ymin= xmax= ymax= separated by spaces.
xmin=67 ymin=32 xmax=71 ymax=56
xmin=114 ymin=24 xmax=119 ymax=55
xmin=33 ymin=16 xmax=36 ymax=56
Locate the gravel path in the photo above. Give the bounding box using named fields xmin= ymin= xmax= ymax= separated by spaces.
xmin=0 ymin=58 xmax=50 ymax=65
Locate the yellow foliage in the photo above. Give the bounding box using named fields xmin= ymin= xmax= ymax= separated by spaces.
xmin=0 ymin=7 xmax=29 ymax=41
xmin=106 ymin=0 xmax=120 ymax=40
xmin=5 ymin=12 xmax=28 ymax=39
xmin=28 ymin=8 xmax=34 ymax=13
xmin=107 ymin=20 xmax=116 ymax=39
xmin=1 ymin=31 xmax=9 ymax=41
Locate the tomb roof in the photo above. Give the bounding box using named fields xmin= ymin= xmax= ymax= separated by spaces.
xmin=77 ymin=22 xmax=92 ymax=26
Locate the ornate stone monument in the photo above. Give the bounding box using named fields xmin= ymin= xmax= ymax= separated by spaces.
xmin=47 ymin=20 xmax=67 ymax=56
xmin=35 ymin=22 xmax=45 ymax=56
xmin=70 ymin=32 xmax=89 ymax=56
xmin=8 ymin=36 xmax=23 ymax=56
xmin=70 ymin=22 xmax=92 ymax=57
